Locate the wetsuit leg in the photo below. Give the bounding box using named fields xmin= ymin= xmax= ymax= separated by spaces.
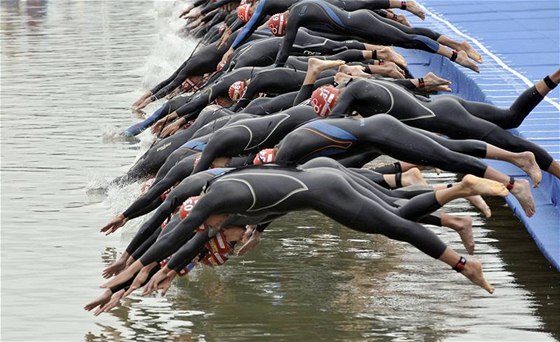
xmin=414 ymin=102 xmax=554 ymax=170
xmin=375 ymin=13 xmax=441 ymax=41
xmin=361 ymin=115 xmax=489 ymax=176
xmin=192 ymin=127 xmax=251 ymax=173
xmin=345 ymin=10 xmax=441 ymax=53
xmin=154 ymin=149 xmax=198 ymax=183
xmin=455 ymin=87 xmax=544 ymax=129
xmin=312 ymin=172 xmax=447 ymax=259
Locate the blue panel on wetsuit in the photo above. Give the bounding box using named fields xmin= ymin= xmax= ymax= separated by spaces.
xmin=305 ymin=0 xmax=344 ymax=26
xmin=303 ymin=120 xmax=358 ymax=141
xmin=406 ymin=0 xmax=560 ymax=270
xmin=205 ymin=168 xmax=231 ymax=176
xmin=181 ymin=140 xmax=207 ymax=151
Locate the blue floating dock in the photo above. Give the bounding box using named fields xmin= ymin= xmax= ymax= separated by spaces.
xmin=398 ymin=0 xmax=559 ymax=270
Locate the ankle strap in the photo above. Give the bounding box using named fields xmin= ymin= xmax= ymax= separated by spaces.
xmin=453 ymin=256 xmax=466 ymax=272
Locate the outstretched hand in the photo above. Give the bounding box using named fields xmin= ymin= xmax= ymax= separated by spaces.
xmin=143 ymin=266 xmax=177 ymax=296
xmin=102 ymin=256 xmax=128 ymax=279
xmin=93 ymin=289 xmax=125 ymax=316
xmin=237 ymin=229 xmax=262 ymax=256
xmin=101 ymin=260 xmax=143 ymax=289
xmin=179 ymin=4 xmax=194 ymax=18
xmin=100 ymin=214 xmax=128 ymax=236
xmin=123 ymin=262 xmax=158 ymax=297
xmin=160 ymin=120 xmax=183 ymax=138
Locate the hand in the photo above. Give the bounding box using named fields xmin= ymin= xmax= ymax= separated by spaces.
xmin=150 ymin=113 xmax=177 ymax=135
xmin=135 ymin=97 xmax=153 ymax=111
xmin=132 ymin=91 xmax=152 ymax=110
xmin=184 ymin=8 xmax=201 ymax=19
xmin=179 ymin=4 xmax=194 ymax=18
xmin=237 ymin=230 xmax=262 ymax=256
xmin=84 ymin=288 xmax=112 ymax=312
xmin=143 ymin=266 xmax=176 ymax=296
xmin=100 ymin=213 xmax=128 ymax=235
xmin=94 ymin=289 xmax=125 ymax=316
xmin=405 ymin=1 xmax=425 ymax=20
xmin=102 ymin=259 xmax=127 ymax=279
xmin=218 ymin=48 xmax=234 ymax=70
xmin=123 ymin=262 xmax=158 ymax=297
xmin=100 ymin=260 xmax=143 ymax=289
xmin=160 ymin=120 xmax=183 ymax=138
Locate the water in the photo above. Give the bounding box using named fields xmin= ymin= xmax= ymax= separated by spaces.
xmin=1 ymin=1 xmax=559 ymax=341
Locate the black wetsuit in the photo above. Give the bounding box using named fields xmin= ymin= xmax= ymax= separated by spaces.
xmin=112 ymin=106 xmax=236 ymax=185
xmin=136 ymin=165 xmax=450 ymax=273
xmin=275 ymin=0 xmax=444 ymax=66
xmin=230 ymin=0 xmax=402 ymax=50
xmin=275 ymin=115 xmax=491 ymax=176
xmin=192 ymin=105 xmax=317 ymax=173
xmin=330 ymin=78 xmax=554 ymax=170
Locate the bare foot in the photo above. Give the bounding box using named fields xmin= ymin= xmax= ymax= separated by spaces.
xmin=308 ymin=57 xmax=346 ymax=73
xmin=458 ymin=40 xmax=483 ymax=63
xmin=422 ymin=72 xmax=452 ymax=92
xmin=461 ymin=258 xmax=494 ymax=294
xmin=376 ymin=47 xmax=407 ymax=68
xmin=454 ymin=50 xmax=480 ymax=73
xmin=465 ymin=195 xmax=491 ymax=218
xmin=509 ymin=179 xmax=536 ymax=217
xmin=84 ymin=289 xmax=112 ymax=312
xmin=511 ymin=151 xmax=541 ymax=187
xmin=338 ymin=64 xmax=368 ymax=77
xmin=405 ymin=1 xmax=425 ymax=20
xmin=444 ymin=214 xmax=475 ymax=255
xmin=460 ymin=175 xmax=509 ymax=198
xmin=401 ymin=167 xmax=428 ymax=187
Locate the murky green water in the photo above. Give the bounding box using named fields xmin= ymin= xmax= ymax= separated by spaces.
xmin=2 ymin=1 xmax=559 ymax=341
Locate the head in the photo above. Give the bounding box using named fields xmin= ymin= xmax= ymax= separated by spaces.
xmin=228 ymin=80 xmax=247 ymax=101
xmin=253 ymin=148 xmax=277 ymax=165
xmin=268 ymin=11 xmax=288 ymax=36
xmin=310 ymin=85 xmax=341 ymax=117
xmin=237 ymin=4 xmax=254 ymax=23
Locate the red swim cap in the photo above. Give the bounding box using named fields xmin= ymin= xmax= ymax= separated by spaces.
xmin=228 ymin=80 xmax=247 ymax=101
xmin=253 ymin=148 xmax=276 ymax=165
xmin=178 ymin=196 xmax=201 ymax=220
xmin=310 ymin=86 xmax=341 ymax=117
xmin=268 ymin=12 xmax=288 ymax=36
xmin=237 ymin=4 xmax=253 ymax=23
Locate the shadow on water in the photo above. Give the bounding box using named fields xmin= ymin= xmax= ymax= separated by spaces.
xmin=485 ymin=197 xmax=560 ymax=341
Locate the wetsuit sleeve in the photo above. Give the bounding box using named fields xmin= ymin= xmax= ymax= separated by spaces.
xmin=175 ymin=91 xmax=212 ymax=120
xmin=201 ymin=0 xmax=235 ymax=15
xmin=329 ymin=87 xmax=356 ymax=118
xmin=150 ymin=59 xmax=190 ymax=95
xmin=293 ymin=76 xmax=335 ymax=105
xmin=138 ymin=199 xmax=216 ymax=265
xmin=131 ymin=227 xmax=161 ymax=261
xmin=122 ymin=167 xmax=187 ymax=219
xmin=167 ymin=231 xmax=212 ymax=272
xmin=274 ymin=12 xmax=300 ymax=67
xmin=230 ymin=0 xmax=268 ymax=50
